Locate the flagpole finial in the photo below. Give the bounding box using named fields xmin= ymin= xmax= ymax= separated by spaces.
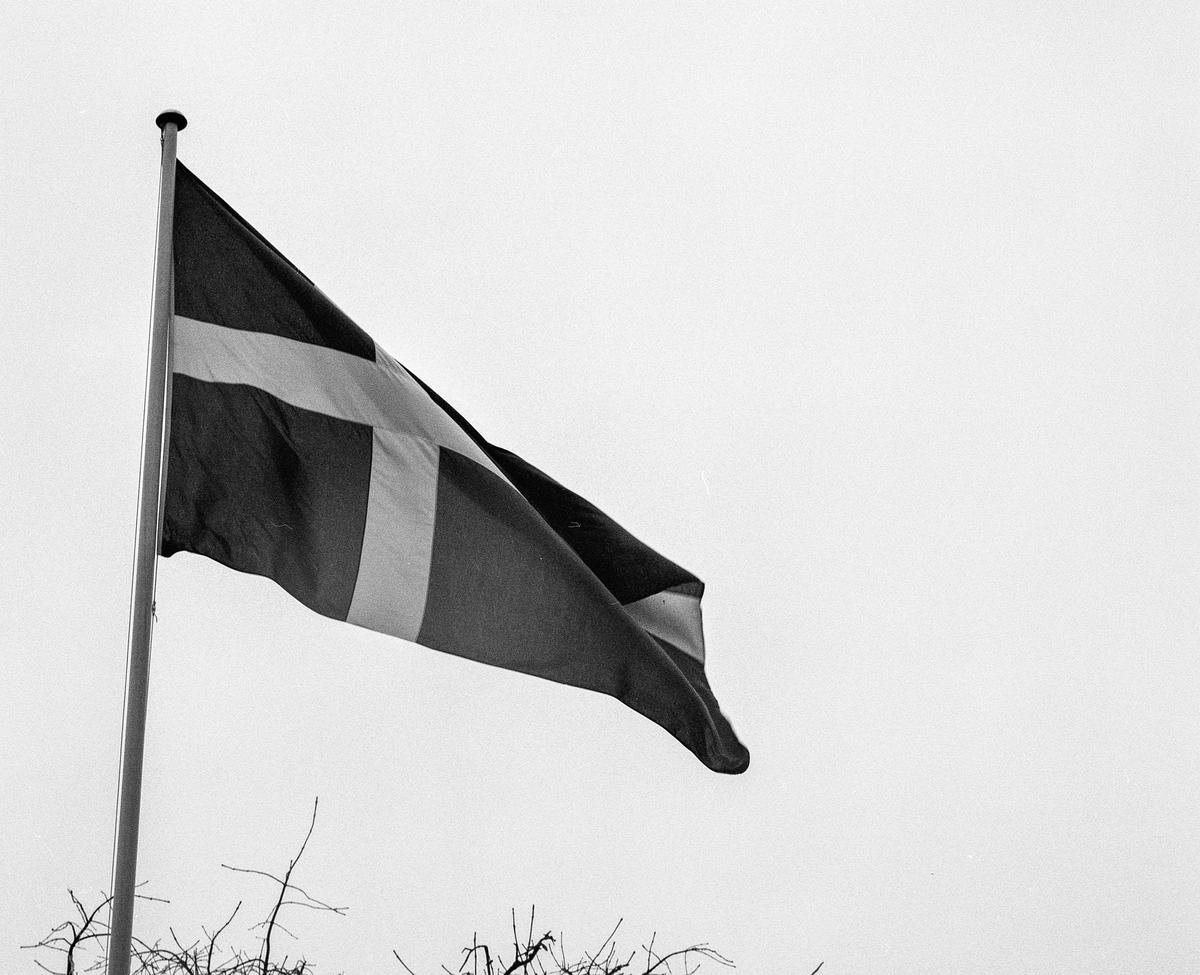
xmin=155 ymin=110 xmax=188 ymax=131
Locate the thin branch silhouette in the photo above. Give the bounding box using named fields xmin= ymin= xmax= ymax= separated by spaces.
xmin=29 ymin=809 xmax=765 ymax=975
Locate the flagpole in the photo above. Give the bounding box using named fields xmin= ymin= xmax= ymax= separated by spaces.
xmin=106 ymin=109 xmax=186 ymax=975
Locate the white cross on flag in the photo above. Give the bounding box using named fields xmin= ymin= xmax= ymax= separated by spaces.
xmin=163 ymin=162 xmax=749 ymax=773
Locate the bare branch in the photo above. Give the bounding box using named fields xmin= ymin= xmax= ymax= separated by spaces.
xmin=392 ymin=949 xmax=419 ymax=975
xmin=260 ymin=798 xmax=319 ymax=975
xmin=206 ymin=901 xmax=242 ymax=975
xmin=644 ymin=944 xmax=734 ymax=975
xmin=584 ymin=919 xmax=622 ymax=974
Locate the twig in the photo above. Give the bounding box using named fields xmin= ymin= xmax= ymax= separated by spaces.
xmin=392 ymin=949 xmax=419 ymax=975
xmin=260 ymin=798 xmax=319 ymax=975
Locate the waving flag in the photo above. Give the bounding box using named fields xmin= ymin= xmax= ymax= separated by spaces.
xmin=162 ymin=162 xmax=748 ymax=773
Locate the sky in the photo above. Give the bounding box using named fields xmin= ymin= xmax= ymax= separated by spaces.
xmin=1 ymin=2 xmax=1197 ymax=973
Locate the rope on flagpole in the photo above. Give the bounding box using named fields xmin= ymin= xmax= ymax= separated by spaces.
xmin=105 ymin=109 xmax=186 ymax=975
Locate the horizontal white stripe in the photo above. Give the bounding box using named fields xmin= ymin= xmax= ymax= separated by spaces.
xmin=623 ymin=589 xmax=706 ymax=664
xmin=345 ymin=430 xmax=439 ymax=642
xmin=172 ymin=315 xmax=503 ymax=479
xmin=173 ymin=315 xmax=707 ymax=660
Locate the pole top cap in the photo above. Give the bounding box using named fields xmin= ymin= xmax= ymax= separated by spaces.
xmin=155 ymin=110 xmax=188 ymax=132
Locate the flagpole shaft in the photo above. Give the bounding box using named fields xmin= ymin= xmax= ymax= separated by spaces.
xmin=107 ymin=110 xmax=186 ymax=975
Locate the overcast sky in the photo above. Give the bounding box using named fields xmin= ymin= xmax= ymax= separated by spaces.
xmin=2 ymin=3 xmax=1197 ymax=973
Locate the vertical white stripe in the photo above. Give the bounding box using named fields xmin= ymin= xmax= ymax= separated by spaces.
xmin=346 ymin=430 xmax=440 ymax=642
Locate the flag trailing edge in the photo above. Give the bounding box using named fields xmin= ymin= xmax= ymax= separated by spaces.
xmin=162 ymin=162 xmax=749 ymax=774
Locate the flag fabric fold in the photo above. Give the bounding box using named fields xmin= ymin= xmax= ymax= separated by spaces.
xmin=161 ymin=162 xmax=749 ymax=774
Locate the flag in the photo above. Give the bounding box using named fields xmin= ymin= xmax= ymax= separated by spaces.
xmin=161 ymin=162 xmax=749 ymax=774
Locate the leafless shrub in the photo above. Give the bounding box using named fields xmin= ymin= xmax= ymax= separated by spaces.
xmin=27 ymin=801 xmax=740 ymax=975
xmin=25 ymin=800 xmax=338 ymax=975
xmin=391 ymin=908 xmax=735 ymax=975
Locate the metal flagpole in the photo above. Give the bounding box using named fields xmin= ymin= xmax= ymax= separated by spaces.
xmin=106 ymin=109 xmax=187 ymax=975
